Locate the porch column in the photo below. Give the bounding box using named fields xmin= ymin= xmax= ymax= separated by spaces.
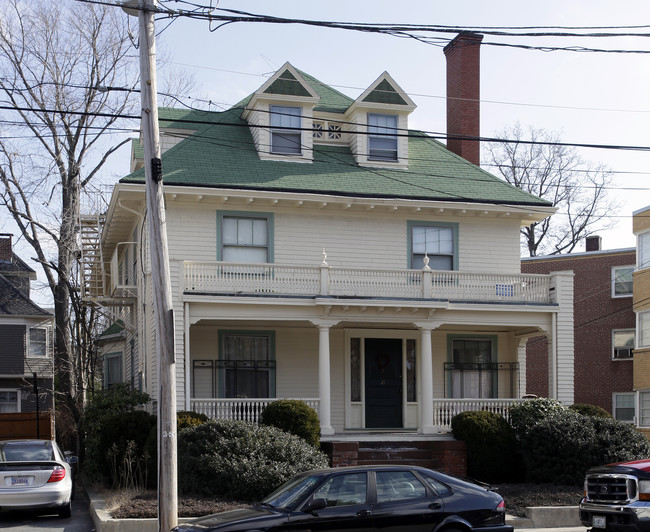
xmin=316 ymin=322 xmax=335 ymax=436
xmin=413 ymin=321 xmax=440 ymax=434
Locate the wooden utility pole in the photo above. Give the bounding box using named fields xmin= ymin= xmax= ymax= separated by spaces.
xmin=124 ymin=1 xmax=178 ymax=530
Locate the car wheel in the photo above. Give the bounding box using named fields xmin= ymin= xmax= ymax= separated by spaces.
xmin=58 ymin=500 xmax=72 ymax=518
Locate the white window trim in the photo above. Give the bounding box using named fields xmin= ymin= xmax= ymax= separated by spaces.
xmin=0 ymin=388 xmax=20 ymax=413
xmin=367 ymin=113 xmax=398 ymax=162
xmin=638 ymin=311 xmax=650 ymax=349
xmin=638 ymin=389 xmax=650 ymax=428
xmin=612 ymin=328 xmax=635 ymax=360
xmin=270 ymin=105 xmax=302 ymax=156
xmin=27 ymin=327 xmax=48 ymax=358
xmin=611 ymin=265 xmax=634 ymax=298
xmin=613 ymin=392 xmax=635 ymax=423
xmin=638 ymin=230 xmax=650 ymax=271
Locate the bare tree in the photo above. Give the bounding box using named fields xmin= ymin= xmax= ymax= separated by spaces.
xmin=0 ymin=0 xmax=137 ymax=436
xmin=484 ymin=123 xmax=618 ymax=256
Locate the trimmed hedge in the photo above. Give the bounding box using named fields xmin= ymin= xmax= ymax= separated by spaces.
xmin=178 ymin=419 xmax=329 ymax=501
xmin=520 ymin=409 xmax=650 ymax=485
xmin=259 ymin=400 xmax=321 ymax=447
xmin=509 ymin=397 xmax=566 ymax=438
xmin=451 ymin=410 xmax=523 ymax=482
xmin=569 ymin=403 xmax=612 ymax=418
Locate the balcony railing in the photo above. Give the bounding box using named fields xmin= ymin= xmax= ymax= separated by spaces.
xmin=184 ymin=261 xmax=552 ymax=304
xmin=189 ymin=397 xmax=526 ymax=433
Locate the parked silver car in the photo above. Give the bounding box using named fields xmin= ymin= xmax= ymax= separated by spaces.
xmin=0 ymin=439 xmax=77 ymax=518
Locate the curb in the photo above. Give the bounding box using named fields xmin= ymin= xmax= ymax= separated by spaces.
xmin=86 ymin=487 xmax=582 ymax=531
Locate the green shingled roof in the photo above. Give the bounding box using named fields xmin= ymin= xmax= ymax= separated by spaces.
xmin=363 ymin=79 xmax=408 ymax=105
xmin=122 ymin=73 xmax=550 ymax=208
xmin=264 ymin=69 xmax=312 ymax=97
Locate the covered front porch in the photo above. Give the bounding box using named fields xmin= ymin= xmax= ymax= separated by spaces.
xmin=179 ymin=261 xmax=573 ymax=436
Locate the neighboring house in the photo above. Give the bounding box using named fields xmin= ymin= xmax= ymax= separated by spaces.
xmin=521 ymin=236 xmax=635 ymax=420
xmin=81 ymin=34 xmax=574 ymax=465
xmin=633 ymin=205 xmax=650 ymax=439
xmin=0 ymin=234 xmax=54 ymax=413
xmin=95 ymin=320 xmax=128 ymax=390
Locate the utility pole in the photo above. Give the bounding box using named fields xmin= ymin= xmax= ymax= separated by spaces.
xmin=122 ymin=1 xmax=177 ymax=530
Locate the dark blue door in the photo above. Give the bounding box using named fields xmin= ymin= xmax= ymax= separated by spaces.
xmin=365 ymin=338 xmax=402 ymax=428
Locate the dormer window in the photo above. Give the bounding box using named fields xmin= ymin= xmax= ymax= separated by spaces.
xmin=368 ymin=113 xmax=398 ymax=161
xmin=270 ymin=105 xmax=302 ymax=155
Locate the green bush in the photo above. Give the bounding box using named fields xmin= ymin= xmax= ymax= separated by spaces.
xmin=259 ymin=400 xmax=321 ymax=447
xmin=451 ymin=410 xmax=523 ymax=483
xmin=177 ymin=419 xmax=330 ymax=500
xmin=520 ymin=409 xmax=650 ymax=485
xmin=80 ymin=384 xmax=151 ymax=481
xmin=177 ymin=410 xmax=209 ymax=430
xmin=97 ymin=410 xmax=156 ymax=487
xmin=509 ymin=397 xmax=566 ymax=437
xmin=569 ymin=403 xmax=612 ymax=418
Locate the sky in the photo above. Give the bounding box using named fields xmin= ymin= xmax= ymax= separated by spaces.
xmin=6 ymin=0 xmax=650 ymax=305
xmin=146 ymin=0 xmax=650 ymax=251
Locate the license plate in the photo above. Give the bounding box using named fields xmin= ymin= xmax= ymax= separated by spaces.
xmin=10 ymin=476 xmax=30 ymax=486
xmin=593 ymin=515 xmax=606 ymax=529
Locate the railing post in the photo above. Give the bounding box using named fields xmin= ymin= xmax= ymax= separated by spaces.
xmin=422 ymin=255 xmax=432 ymax=298
xmin=320 ymin=249 xmax=330 ymax=296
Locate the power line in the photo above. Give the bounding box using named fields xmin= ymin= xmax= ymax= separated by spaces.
xmin=73 ymin=0 xmax=650 ymax=54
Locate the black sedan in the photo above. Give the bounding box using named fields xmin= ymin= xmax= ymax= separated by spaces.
xmin=172 ymin=465 xmax=512 ymax=532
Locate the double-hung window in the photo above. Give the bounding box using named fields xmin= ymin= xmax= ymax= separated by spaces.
xmin=0 ymin=390 xmax=18 ymax=413
xmin=448 ymin=338 xmax=495 ymax=399
xmin=639 ymin=311 xmax=650 ymax=348
xmin=612 ymin=266 xmax=634 ymax=297
xmin=28 ymin=328 xmax=47 ymax=358
xmin=218 ymin=332 xmax=275 ymax=398
xmin=639 ymin=231 xmax=650 ymax=271
xmin=410 ymin=222 xmax=457 ymax=270
xmin=104 ymin=353 xmax=122 ymax=389
xmin=613 ymin=329 xmax=635 ymax=360
xmin=220 ymin=214 xmax=271 ymax=263
xmin=613 ymin=393 xmax=635 ymax=422
xmin=368 ymin=113 xmax=398 ymax=161
xmin=270 ymin=105 xmax=302 ymax=155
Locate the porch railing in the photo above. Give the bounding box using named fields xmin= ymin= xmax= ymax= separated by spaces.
xmin=190 ymin=398 xmax=320 ymax=424
xmin=184 ymin=261 xmax=552 ymax=304
xmin=189 ymin=397 xmax=525 ymax=433
xmin=432 ymin=398 xmax=526 ymax=431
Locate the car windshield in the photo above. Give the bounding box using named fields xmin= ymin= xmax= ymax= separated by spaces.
xmin=0 ymin=442 xmax=54 ymax=462
xmin=262 ymin=474 xmax=323 ymax=510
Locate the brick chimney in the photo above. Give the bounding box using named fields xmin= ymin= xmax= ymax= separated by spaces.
xmin=585 ymin=235 xmax=601 ymax=252
xmin=444 ymin=32 xmax=483 ymax=166
xmin=0 ymin=234 xmax=12 ymax=262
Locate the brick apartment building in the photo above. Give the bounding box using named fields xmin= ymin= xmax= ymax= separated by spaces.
xmin=521 ymin=236 xmax=635 ymax=420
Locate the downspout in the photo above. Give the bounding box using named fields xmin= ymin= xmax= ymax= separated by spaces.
xmin=184 ymin=302 xmax=190 ymax=411
xmin=551 ymin=311 xmax=558 ymax=400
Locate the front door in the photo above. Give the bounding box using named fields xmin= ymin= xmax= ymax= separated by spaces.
xmin=365 ymin=338 xmax=402 ymax=428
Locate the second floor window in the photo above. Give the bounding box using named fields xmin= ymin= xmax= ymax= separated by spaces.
xmin=613 ymin=329 xmax=635 ymax=359
xmin=612 ymin=266 xmax=634 ymax=297
xmin=221 ymin=215 xmax=269 ymax=263
xmin=270 ymin=105 xmax=301 ymax=154
xmin=368 ymin=113 xmax=398 ymax=161
xmin=28 ymin=328 xmax=47 ymax=357
xmin=411 ymin=224 xmax=455 ymax=270
xmin=640 ymin=311 xmax=650 ymax=348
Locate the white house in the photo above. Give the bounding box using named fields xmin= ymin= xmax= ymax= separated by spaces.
xmin=81 ymin=34 xmax=574 ymax=466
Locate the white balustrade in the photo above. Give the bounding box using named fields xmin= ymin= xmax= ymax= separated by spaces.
xmin=190 ymin=398 xmax=320 ymax=424
xmin=431 ymin=398 xmax=526 ymax=432
xmin=184 ymin=261 xmax=551 ymax=304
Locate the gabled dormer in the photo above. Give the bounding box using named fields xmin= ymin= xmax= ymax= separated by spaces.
xmin=242 ymin=63 xmax=320 ymax=163
xmin=345 ymin=72 xmax=416 ymax=169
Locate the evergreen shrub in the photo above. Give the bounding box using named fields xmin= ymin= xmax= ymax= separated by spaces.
xmin=509 ymin=397 xmax=566 ymax=437
xmin=259 ymin=399 xmax=321 ymax=447
xmin=177 ymin=419 xmax=330 ymax=500
xmin=451 ymin=410 xmax=523 ymax=482
xmin=569 ymin=403 xmax=612 ymax=418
